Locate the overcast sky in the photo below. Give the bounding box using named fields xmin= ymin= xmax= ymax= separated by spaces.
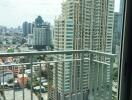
xmin=0 ymin=0 xmax=120 ymax=28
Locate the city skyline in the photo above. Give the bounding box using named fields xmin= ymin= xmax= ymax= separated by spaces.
xmin=0 ymin=0 xmax=120 ymax=28
xmin=0 ymin=0 xmax=122 ymax=100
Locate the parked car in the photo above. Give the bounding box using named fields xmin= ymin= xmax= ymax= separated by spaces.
xmin=33 ymin=86 xmax=46 ymax=93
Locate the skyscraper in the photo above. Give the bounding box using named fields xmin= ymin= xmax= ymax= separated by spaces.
xmin=120 ymin=0 xmax=124 ymax=15
xmin=22 ymin=21 xmax=29 ymax=37
xmin=118 ymin=0 xmax=124 ymax=44
xmin=112 ymin=0 xmax=125 ymax=53
xmin=53 ymin=0 xmax=114 ymax=100
xmin=33 ymin=16 xmax=52 ymax=50
xmin=0 ymin=26 xmax=7 ymax=34
xmin=28 ymin=23 xmax=33 ymax=34
xmin=113 ymin=12 xmax=122 ymax=45
xmin=22 ymin=22 xmax=33 ymax=37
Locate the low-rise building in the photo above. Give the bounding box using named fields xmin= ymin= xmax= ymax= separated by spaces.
xmin=28 ymin=34 xmax=33 ymax=46
xmin=17 ymin=74 xmax=28 ymax=87
xmin=0 ymin=71 xmax=13 ymax=84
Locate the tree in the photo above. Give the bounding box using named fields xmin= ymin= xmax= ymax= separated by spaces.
xmin=26 ymin=64 xmax=31 ymax=69
xmin=21 ymin=38 xmax=27 ymax=45
xmin=0 ymin=40 xmax=3 ymax=44
xmin=7 ymin=48 xmax=14 ymax=53
xmin=26 ymin=80 xmax=31 ymax=89
xmin=12 ymin=38 xmax=17 ymax=44
xmin=37 ymin=55 xmax=46 ymax=61
xmin=50 ymin=45 xmax=54 ymax=50
xmin=7 ymin=78 xmax=14 ymax=84
xmin=40 ymin=70 xmax=48 ymax=79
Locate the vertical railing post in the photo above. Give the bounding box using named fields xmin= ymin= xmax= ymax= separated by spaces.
xmin=103 ymin=64 xmax=107 ymax=100
xmin=94 ymin=62 xmax=98 ymax=100
xmin=89 ymin=52 xmax=93 ymax=99
xmin=62 ymin=61 xmax=65 ymax=100
xmin=80 ymin=52 xmax=84 ymax=100
xmin=39 ymin=61 xmax=42 ymax=100
xmin=30 ymin=55 xmax=33 ymax=100
xmin=2 ymin=65 xmax=5 ymax=100
xmin=13 ymin=65 xmax=15 ymax=100
xmin=101 ymin=63 xmax=104 ymax=93
xmin=74 ymin=53 xmax=77 ymax=100
xmin=22 ymin=64 xmax=25 ymax=100
xmin=46 ymin=63 xmax=51 ymax=100
xmin=109 ymin=56 xmax=114 ymax=100
xmin=98 ymin=63 xmax=102 ymax=100
xmin=69 ymin=61 xmax=72 ymax=100
xmin=54 ymin=62 xmax=58 ymax=100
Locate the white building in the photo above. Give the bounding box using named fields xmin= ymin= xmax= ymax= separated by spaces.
xmin=28 ymin=34 xmax=33 ymax=46
xmin=0 ymin=71 xmax=13 ymax=84
xmin=33 ymin=28 xmax=46 ymax=46
xmin=33 ymin=27 xmax=51 ymax=50
xmin=32 ymin=17 xmax=52 ymax=50
xmin=53 ymin=0 xmax=114 ymax=100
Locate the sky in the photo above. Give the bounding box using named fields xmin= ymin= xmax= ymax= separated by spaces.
xmin=0 ymin=0 xmax=120 ymax=28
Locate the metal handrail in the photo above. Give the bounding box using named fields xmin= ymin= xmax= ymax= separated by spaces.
xmin=0 ymin=58 xmax=110 ymax=68
xmin=0 ymin=50 xmax=116 ymax=100
xmin=0 ymin=50 xmax=116 ymax=57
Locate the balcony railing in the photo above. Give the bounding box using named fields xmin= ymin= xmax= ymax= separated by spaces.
xmin=0 ymin=50 xmax=116 ymax=100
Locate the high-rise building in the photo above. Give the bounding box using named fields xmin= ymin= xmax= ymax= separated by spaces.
xmin=113 ymin=12 xmax=122 ymax=49
xmin=22 ymin=22 xmax=29 ymax=37
xmin=28 ymin=23 xmax=33 ymax=34
xmin=22 ymin=22 xmax=33 ymax=37
xmin=17 ymin=26 xmax=23 ymax=34
xmin=0 ymin=26 xmax=7 ymax=34
xmin=33 ymin=16 xmax=52 ymax=50
xmin=117 ymin=0 xmax=124 ymax=44
xmin=28 ymin=34 xmax=33 ymax=46
xmin=53 ymin=0 xmax=114 ymax=100
xmin=120 ymin=0 xmax=124 ymax=15
xmin=112 ymin=0 xmax=125 ymax=53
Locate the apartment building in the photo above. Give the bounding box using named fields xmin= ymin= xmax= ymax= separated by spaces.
xmin=33 ymin=16 xmax=52 ymax=50
xmin=53 ymin=0 xmax=114 ymax=100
